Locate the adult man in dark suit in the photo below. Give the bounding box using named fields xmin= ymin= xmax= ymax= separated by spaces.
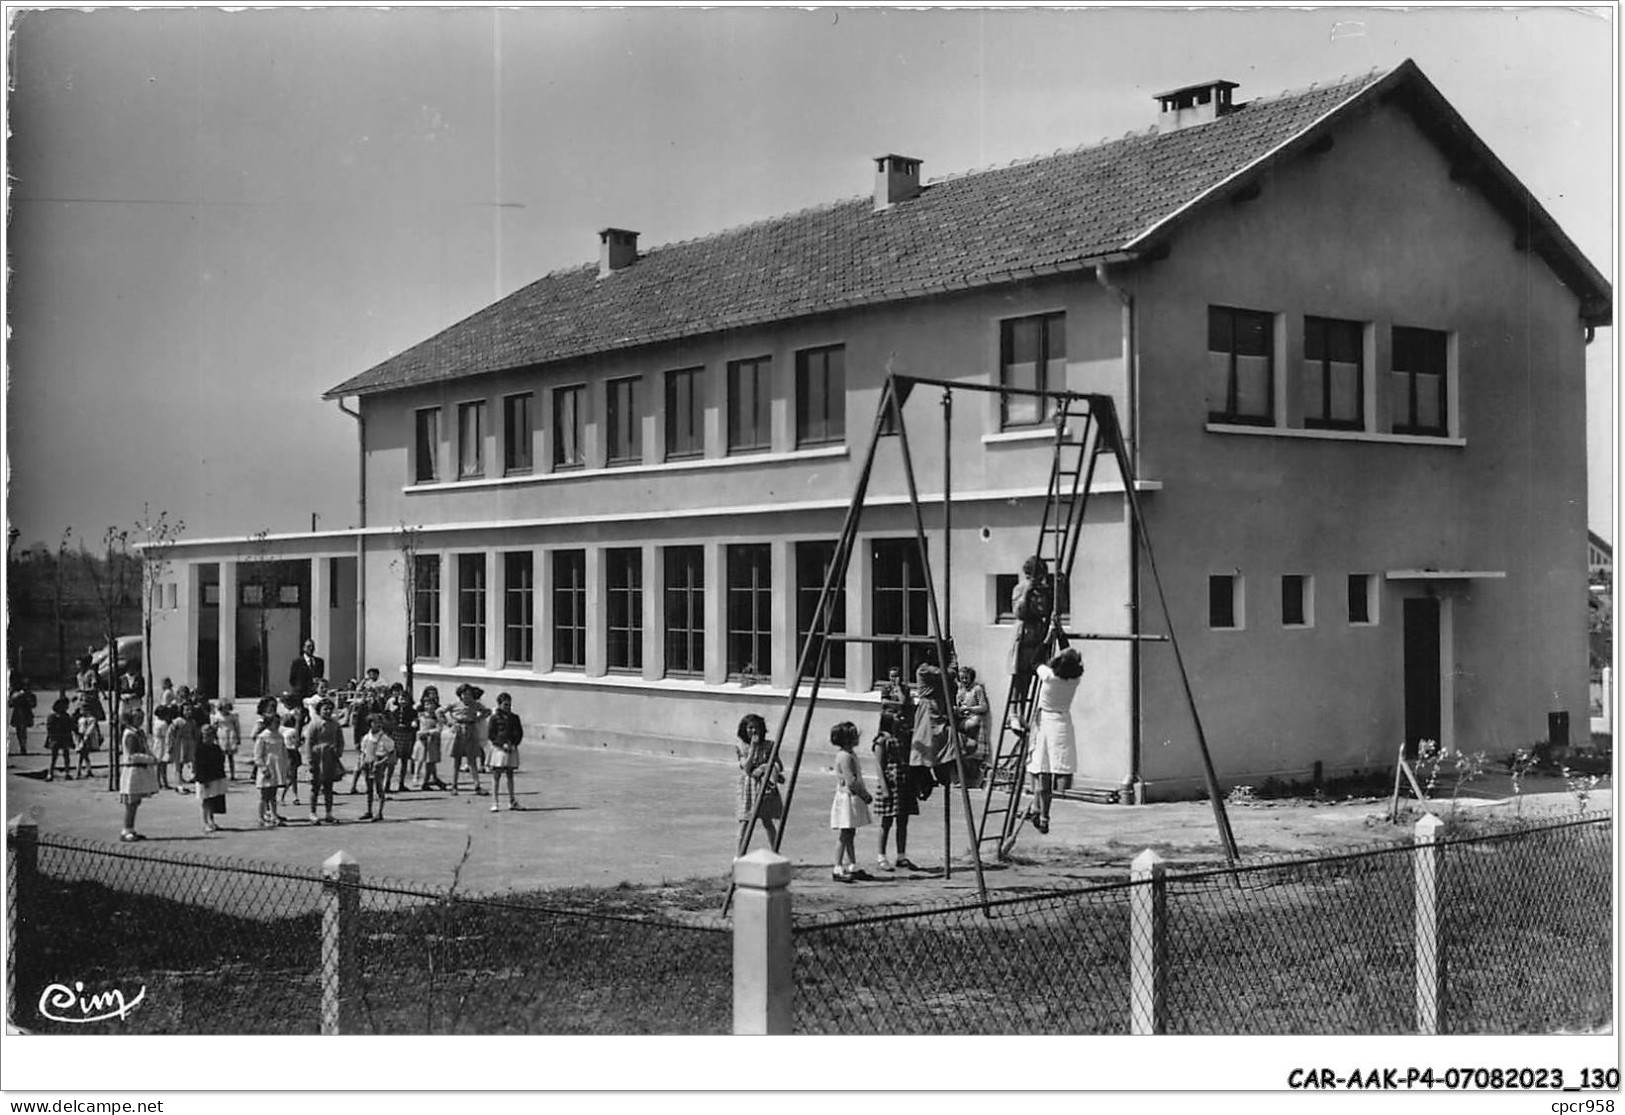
xmin=289 ymin=639 xmax=325 ymax=702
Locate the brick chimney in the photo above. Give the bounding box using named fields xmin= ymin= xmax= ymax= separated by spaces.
xmin=873 ymin=154 xmax=923 ymax=211
xmin=1153 ymin=80 xmax=1239 ymax=132
xmin=598 ymin=228 xmax=639 ymax=277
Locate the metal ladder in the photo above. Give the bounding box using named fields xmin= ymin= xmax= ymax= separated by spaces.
xmin=974 ymin=397 xmax=1109 ymax=858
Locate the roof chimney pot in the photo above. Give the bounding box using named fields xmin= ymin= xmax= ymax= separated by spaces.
xmin=874 ymin=154 xmax=923 ymax=211
xmin=598 ymin=228 xmax=639 ymax=277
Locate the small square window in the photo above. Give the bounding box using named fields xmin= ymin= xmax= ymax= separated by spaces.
xmin=1281 ymin=574 xmax=1313 ymax=628
xmin=202 ymin=584 xmax=220 ymax=605
xmin=279 ymin=584 xmax=302 ymax=606
xmin=1209 ymin=574 xmax=1242 ymax=630
xmin=1348 ymin=573 xmax=1377 ymax=625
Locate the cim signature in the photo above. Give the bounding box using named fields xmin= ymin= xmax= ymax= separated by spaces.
xmin=38 ymin=981 xmax=147 ymax=1024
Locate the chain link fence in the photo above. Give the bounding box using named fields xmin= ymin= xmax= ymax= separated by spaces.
xmin=9 ymin=830 xmax=730 ymax=1034
xmin=793 ymin=811 xmax=1612 ymax=1034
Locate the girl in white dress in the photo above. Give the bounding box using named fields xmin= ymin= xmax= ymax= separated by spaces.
xmin=1027 ymin=646 xmax=1084 ymax=834
xmin=828 ymin=721 xmax=873 ymax=883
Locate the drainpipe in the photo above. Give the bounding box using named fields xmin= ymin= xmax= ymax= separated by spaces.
xmin=337 ymin=398 xmax=366 ymax=673
xmin=1095 ymin=260 xmax=1143 ymax=801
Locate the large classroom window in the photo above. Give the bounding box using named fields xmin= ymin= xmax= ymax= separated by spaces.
xmin=1000 ymin=312 xmax=1065 ymax=428
xmin=414 ymin=407 xmax=440 ymax=483
xmin=607 ymin=548 xmax=644 ymax=672
xmin=457 ymin=554 xmax=486 ymax=662
xmin=553 ymin=385 xmax=584 ymax=469
xmin=413 ymin=554 xmax=441 ymax=659
xmin=1302 ymin=317 xmax=1363 ymax=430
xmin=727 ymin=544 xmax=772 ymax=679
xmin=871 ymin=538 xmax=932 ymax=684
xmin=665 ymin=367 xmax=703 ymax=460
xmin=552 ymin=550 xmax=587 ymax=670
xmin=1391 ymin=326 xmax=1448 ymax=436
xmin=503 ymin=551 xmax=534 ymax=666
xmin=795 ymin=345 xmax=845 ymax=447
xmin=503 ymin=393 xmax=533 ymax=475
xmin=606 ymin=376 xmax=641 ymax=465
xmin=795 ymin=540 xmax=846 ymax=681
xmin=458 ymin=401 xmax=486 ymax=480
xmin=664 ymin=546 xmax=705 ymax=677
xmin=727 ymin=356 xmax=772 ymax=453
xmin=1207 ymin=306 xmax=1275 ymax=425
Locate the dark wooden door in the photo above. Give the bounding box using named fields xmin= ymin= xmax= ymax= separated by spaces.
xmin=1403 ymin=597 xmax=1441 ymax=759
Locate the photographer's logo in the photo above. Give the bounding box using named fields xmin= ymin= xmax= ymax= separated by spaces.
xmin=38 ymin=980 xmax=146 ymax=1024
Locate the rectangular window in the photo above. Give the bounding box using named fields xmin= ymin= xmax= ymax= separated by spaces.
xmin=605 ymin=376 xmax=642 ymax=465
xmin=1391 ymin=326 xmax=1448 ymax=436
xmin=795 ymin=345 xmax=845 ymax=447
xmin=994 ymin=572 xmax=1071 ymax=622
xmin=665 ymin=367 xmax=704 ymax=460
xmin=1209 ymin=574 xmax=1241 ymax=630
xmin=727 ymin=544 xmax=772 ymax=678
xmin=1348 ymin=573 xmax=1375 ymax=625
xmin=503 ymin=393 xmax=533 ymax=475
xmin=503 ymin=551 xmax=534 ymax=665
xmin=458 ymin=554 xmax=486 ymax=662
xmin=552 ymin=550 xmax=587 ymax=670
xmin=1303 ymin=317 xmax=1363 ymax=430
xmin=240 ymin=583 xmax=262 ymax=606
xmin=1207 ymin=307 xmax=1275 ymax=425
xmin=1000 ymin=313 xmax=1066 ymax=428
xmin=871 ymin=539 xmax=932 ymax=684
xmin=1281 ymin=574 xmax=1312 ymax=628
xmin=727 ymin=356 xmax=772 ymax=453
xmin=458 ymin=401 xmax=486 ymax=480
xmin=607 ymin=548 xmax=644 ymax=672
xmin=413 ymin=555 xmax=440 ymax=659
xmin=795 ymin=541 xmax=846 ymax=681
xmin=553 ymin=385 xmax=584 ymax=469
xmin=414 ymin=408 xmax=440 ymax=483
xmin=663 ymin=545 xmax=705 ymax=677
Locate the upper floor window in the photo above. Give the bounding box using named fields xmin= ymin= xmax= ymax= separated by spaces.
xmin=1390 ymin=326 xmax=1448 ymax=436
xmin=607 ymin=376 xmax=642 ymax=465
xmin=458 ymin=401 xmax=486 ymax=479
xmin=503 ymin=393 xmax=533 ymax=475
xmin=1281 ymin=574 xmax=1313 ymax=628
xmin=1347 ymin=573 xmax=1377 ymax=626
xmin=665 ymin=367 xmax=703 ymax=460
xmin=796 ymin=345 xmax=845 ymax=447
xmin=1000 ymin=312 xmax=1065 ymax=428
xmin=728 ymin=356 xmax=772 ymax=453
xmin=1303 ymin=317 xmax=1363 ymax=430
xmin=414 ymin=407 xmax=440 ymax=483
xmin=1207 ymin=306 xmax=1274 ymax=426
xmin=553 ymin=385 xmax=584 ymax=469
xmin=1209 ymin=573 xmax=1243 ymax=630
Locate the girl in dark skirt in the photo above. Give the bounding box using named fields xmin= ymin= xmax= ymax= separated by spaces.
xmin=872 ymin=711 xmax=919 ymax=872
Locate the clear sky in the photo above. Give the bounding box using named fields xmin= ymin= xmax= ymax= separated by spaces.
xmin=4 ymin=4 xmax=1615 ymax=549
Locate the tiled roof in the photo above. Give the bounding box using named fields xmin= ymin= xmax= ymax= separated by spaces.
xmin=326 ymin=61 xmax=1608 ymax=399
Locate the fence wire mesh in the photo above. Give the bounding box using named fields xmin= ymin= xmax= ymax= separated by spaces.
xmin=793 ymin=885 xmax=1133 ymax=1033
xmin=1438 ymin=814 xmax=1613 ymax=1033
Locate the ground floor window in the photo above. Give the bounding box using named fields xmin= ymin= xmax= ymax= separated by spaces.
xmin=871 ymin=538 xmax=932 ymax=684
xmin=553 ymin=550 xmax=586 ymax=669
xmin=503 ymin=551 xmax=534 ymax=665
xmin=727 ymin=544 xmax=771 ymax=679
xmin=664 ymin=546 xmax=705 ymax=677
xmin=795 ymin=540 xmax=846 ymax=681
xmin=458 ymin=554 xmax=486 ymax=662
xmin=607 ymin=548 xmax=643 ymax=672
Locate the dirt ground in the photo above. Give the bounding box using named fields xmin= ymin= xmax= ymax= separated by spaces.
xmin=3 ymin=729 xmax=1606 ymax=917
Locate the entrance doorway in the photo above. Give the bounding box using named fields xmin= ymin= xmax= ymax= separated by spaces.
xmin=1403 ymin=597 xmax=1441 ymax=759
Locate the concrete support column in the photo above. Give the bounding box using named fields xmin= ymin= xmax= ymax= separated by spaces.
xmin=770 ymin=538 xmax=793 ymax=689
xmin=535 ymin=549 xmax=555 ymax=674
xmin=183 ymin=563 xmax=202 ymax=688
xmin=732 ymin=849 xmax=793 ymax=1035
xmin=587 ymin=546 xmax=607 ymax=677
xmin=218 ymin=562 xmax=239 ymax=701
xmin=848 ymin=536 xmax=873 ymax=691
xmin=705 ymin=542 xmax=726 ymax=685
xmin=642 ymin=544 xmax=663 ymax=682
xmin=486 ymin=550 xmax=501 ymax=671
xmin=311 ymin=557 xmax=333 ymax=666
xmin=438 ymin=553 xmax=455 ymax=667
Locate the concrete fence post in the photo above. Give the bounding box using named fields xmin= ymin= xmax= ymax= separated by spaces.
xmin=1413 ymin=813 xmax=1445 ymax=1034
xmin=7 ymin=816 xmax=39 ymax=1030
xmin=732 ymin=849 xmax=793 ymax=1034
xmin=321 ymin=850 xmax=360 ymax=1035
xmin=1606 ymin=666 xmax=1615 ymax=736
xmin=1129 ymin=847 xmax=1167 ymax=1035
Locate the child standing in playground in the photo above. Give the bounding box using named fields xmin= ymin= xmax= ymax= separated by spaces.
xmin=358 ymin=712 xmax=391 ymax=822
xmin=735 ymin=713 xmax=782 ymax=846
xmin=150 ymin=706 xmax=174 ymax=791
xmin=195 ymin=722 xmax=229 ymax=834
xmin=279 ymin=696 xmax=303 ymax=806
xmin=44 ymin=697 xmax=75 ymax=780
xmin=871 ymin=710 xmax=918 ymax=872
xmin=212 ymin=699 xmax=242 ymax=781
xmin=828 ymin=720 xmax=873 ymax=883
xmin=251 ymin=697 xmax=289 ymax=827
xmin=486 ymin=692 xmax=523 ymax=811
xmin=415 ymin=686 xmax=447 ymax=791
xmin=74 ymin=700 xmax=103 ymax=780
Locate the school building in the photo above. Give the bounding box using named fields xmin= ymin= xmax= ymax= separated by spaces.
xmin=149 ymin=60 xmax=1610 ymax=801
